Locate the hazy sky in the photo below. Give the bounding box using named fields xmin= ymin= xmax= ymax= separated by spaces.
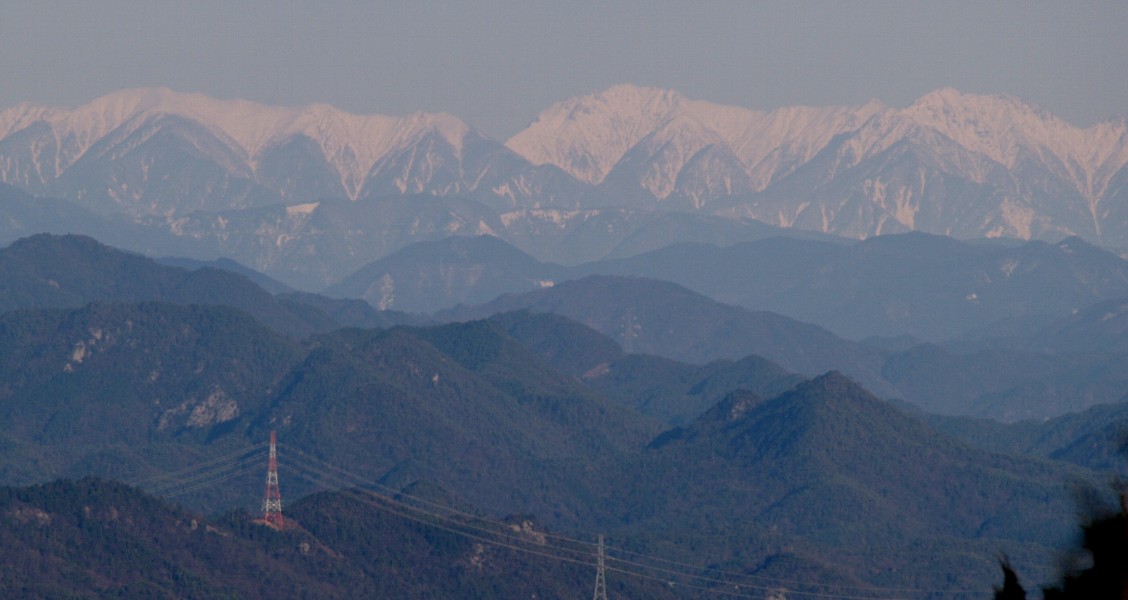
xmin=2 ymin=1 xmax=1126 ymax=139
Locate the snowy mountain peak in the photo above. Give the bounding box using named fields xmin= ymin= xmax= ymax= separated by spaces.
xmin=507 ymin=85 xmax=888 ymax=192
xmin=5 ymin=85 xmax=1128 ymax=249
xmin=506 ymin=84 xmax=689 ymax=184
xmin=595 ymin=84 xmax=687 ymax=114
xmin=896 ymin=88 xmax=1128 ymax=197
xmin=909 ymin=87 xmax=973 ymax=109
xmin=0 ymin=88 xmax=485 ymax=200
xmin=602 ymin=112 xmax=730 ymax=199
xmin=398 ymin=111 xmax=472 ymax=155
xmin=904 ymin=87 xmax=1053 ymax=133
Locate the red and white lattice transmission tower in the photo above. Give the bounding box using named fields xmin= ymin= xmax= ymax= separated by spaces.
xmin=262 ymin=430 xmax=284 ymax=529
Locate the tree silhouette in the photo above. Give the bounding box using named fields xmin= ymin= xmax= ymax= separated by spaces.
xmin=1040 ymin=492 xmax=1128 ymax=599
xmin=993 ymin=557 xmax=1026 ymax=599
xmin=1036 ymin=436 xmax=1128 ymax=598
xmin=996 ymin=455 xmax=1128 ymax=598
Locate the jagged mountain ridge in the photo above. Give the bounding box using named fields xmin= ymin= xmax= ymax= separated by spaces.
xmin=513 ymin=85 xmax=1128 ymax=243
xmin=0 ymin=87 xmax=474 ymax=199
xmin=507 ymin=84 xmax=886 ymax=196
xmin=3 ymin=85 xmax=1128 ymax=246
xmin=0 ymin=88 xmax=578 ymax=216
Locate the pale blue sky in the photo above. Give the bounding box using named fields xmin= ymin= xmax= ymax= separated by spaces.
xmin=2 ymin=1 xmax=1125 ymax=138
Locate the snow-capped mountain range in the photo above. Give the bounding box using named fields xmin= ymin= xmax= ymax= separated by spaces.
xmin=511 ymin=85 xmax=1128 ymax=242
xmin=2 ymin=84 xmax=1127 ymax=248
xmin=0 ymin=87 xmax=578 ymax=215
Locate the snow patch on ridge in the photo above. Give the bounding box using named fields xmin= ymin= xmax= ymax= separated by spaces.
xmin=500 ymin=208 xmax=602 ymax=229
xmin=286 ymin=201 xmax=320 ymax=216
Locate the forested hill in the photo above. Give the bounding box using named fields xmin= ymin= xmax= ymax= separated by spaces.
xmin=0 ymin=478 xmax=678 ymax=599
xmin=0 ymin=235 xmax=1121 ymax=594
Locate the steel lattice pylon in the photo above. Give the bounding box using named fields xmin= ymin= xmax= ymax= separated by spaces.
xmin=592 ymin=534 xmax=608 ymax=600
xmin=262 ymin=430 xmax=284 ymax=528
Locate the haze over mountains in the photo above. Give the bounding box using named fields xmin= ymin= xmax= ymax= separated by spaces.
xmin=0 ymin=232 xmax=1123 ymax=594
xmin=3 ymin=83 xmax=1128 ymax=596
xmin=2 ymin=85 xmax=1127 ymax=291
xmin=337 ymin=231 xmax=1128 ymax=342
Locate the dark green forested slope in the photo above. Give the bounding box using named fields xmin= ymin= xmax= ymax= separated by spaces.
xmin=0 ymin=276 xmax=1114 ymax=593
xmin=927 ymin=401 xmax=1128 ymax=473
xmin=602 ymin=373 xmax=1091 ymax=592
xmin=0 ymin=302 xmax=305 ymax=491
xmin=0 ymin=478 xmax=679 ymax=599
xmin=252 ymin=320 xmax=664 ymax=524
xmin=489 ymin=310 xmax=805 ymax=426
xmin=0 ymin=299 xmax=1108 ymax=594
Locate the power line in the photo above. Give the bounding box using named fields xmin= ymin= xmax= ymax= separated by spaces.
xmin=277 ymin=445 xmax=971 ymax=597
xmin=158 ymin=463 xmax=263 ymax=499
xmin=276 ymin=450 xmax=924 ymax=599
xmin=128 ymin=441 xmax=268 ymax=488
xmin=134 ymin=451 xmax=264 ymax=498
xmin=134 ymin=440 xmax=989 ymax=598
